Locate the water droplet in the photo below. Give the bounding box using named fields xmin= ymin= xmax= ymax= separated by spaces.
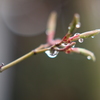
xmin=72 ymin=45 xmax=75 ymax=48
xmin=45 ymin=50 xmax=59 ymax=58
xmin=1 ymin=63 xmax=4 ymax=66
xmin=91 ymin=36 xmax=95 ymax=38
xmin=0 ymin=63 xmax=4 ymax=68
xmin=74 ymin=33 xmax=80 ymax=36
xmin=76 ymin=22 xmax=81 ymax=28
xmin=87 ymin=56 xmax=91 ymax=60
xmin=68 ymin=27 xmax=71 ymax=30
xmin=78 ymin=38 xmax=84 ymax=43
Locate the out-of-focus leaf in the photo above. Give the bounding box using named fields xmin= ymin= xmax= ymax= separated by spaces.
xmin=70 ymin=48 xmax=96 ymax=61
xmin=46 ymin=12 xmax=57 ymax=43
xmin=80 ymin=29 xmax=100 ymax=38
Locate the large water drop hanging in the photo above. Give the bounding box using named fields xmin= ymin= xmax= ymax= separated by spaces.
xmin=45 ymin=50 xmax=59 ymax=58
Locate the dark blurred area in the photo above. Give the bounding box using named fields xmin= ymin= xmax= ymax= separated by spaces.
xmin=0 ymin=0 xmax=100 ymax=100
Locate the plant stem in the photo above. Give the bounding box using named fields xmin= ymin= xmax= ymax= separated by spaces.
xmin=0 ymin=48 xmax=48 ymax=72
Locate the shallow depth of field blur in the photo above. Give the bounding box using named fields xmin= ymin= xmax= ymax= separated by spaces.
xmin=0 ymin=0 xmax=100 ymax=100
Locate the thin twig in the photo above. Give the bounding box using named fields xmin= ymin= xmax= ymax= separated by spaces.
xmin=0 ymin=48 xmax=48 ymax=72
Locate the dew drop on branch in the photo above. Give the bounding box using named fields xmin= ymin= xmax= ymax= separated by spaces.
xmin=68 ymin=27 xmax=71 ymax=30
xmin=87 ymin=56 xmax=91 ymax=60
xmin=78 ymin=38 xmax=84 ymax=43
xmin=72 ymin=45 xmax=75 ymax=48
xmin=45 ymin=50 xmax=59 ymax=58
xmin=91 ymin=36 xmax=95 ymax=38
xmin=74 ymin=33 xmax=80 ymax=36
xmin=76 ymin=22 xmax=81 ymax=28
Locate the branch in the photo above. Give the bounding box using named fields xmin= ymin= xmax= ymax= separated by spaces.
xmin=0 ymin=12 xmax=100 ymax=72
xmin=0 ymin=48 xmax=48 ymax=72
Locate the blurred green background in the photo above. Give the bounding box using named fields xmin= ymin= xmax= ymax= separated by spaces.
xmin=0 ymin=0 xmax=100 ymax=100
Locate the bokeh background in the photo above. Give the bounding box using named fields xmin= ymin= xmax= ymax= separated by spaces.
xmin=0 ymin=0 xmax=100 ymax=100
